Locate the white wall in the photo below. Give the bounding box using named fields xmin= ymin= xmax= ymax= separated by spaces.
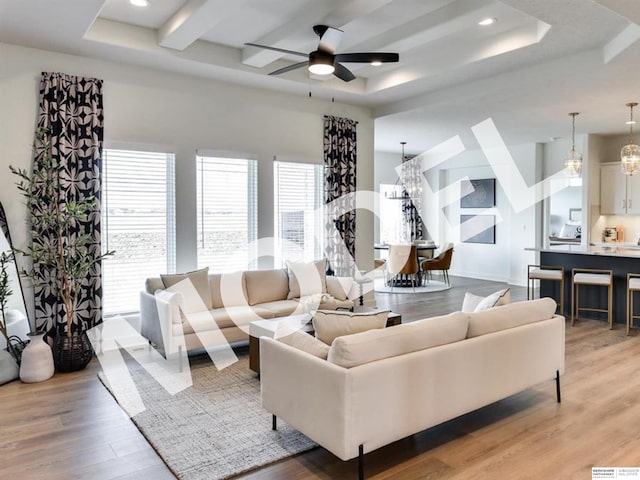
xmin=382 ymin=143 xmax=539 ymax=286
xmin=374 ymin=141 xmax=542 ymax=285
xmin=0 ymin=42 xmax=376 ymax=316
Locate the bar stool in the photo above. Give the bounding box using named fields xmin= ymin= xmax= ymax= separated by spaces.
xmin=571 ymin=268 xmax=613 ymax=328
xmin=626 ymin=273 xmax=640 ymax=335
xmin=527 ymin=265 xmax=564 ymax=314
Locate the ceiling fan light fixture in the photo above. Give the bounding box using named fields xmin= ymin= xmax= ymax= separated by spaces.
xmin=370 ymin=60 xmax=383 ymax=66
xmin=308 ymin=50 xmax=335 ymax=75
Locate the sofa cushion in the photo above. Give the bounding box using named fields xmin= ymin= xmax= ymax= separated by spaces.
xmin=287 ymin=259 xmax=327 ymax=299
xmin=327 ymin=311 xmax=469 ymax=368
xmin=210 ymin=271 xmax=248 ymax=308
xmin=466 ymin=297 xmax=557 ymax=338
xmin=257 ymin=299 xmax=300 ymax=317
xmin=177 ymin=306 xmax=276 ymax=334
xmin=461 ymin=288 xmax=510 ymax=312
xmin=245 ymin=269 xmax=289 ymax=306
xmin=161 ymin=268 xmax=213 ymax=312
xmin=312 ymin=309 xmax=388 ymax=345
xmin=278 ymin=330 xmax=330 ymax=360
xmin=326 ymin=276 xmax=353 ymax=301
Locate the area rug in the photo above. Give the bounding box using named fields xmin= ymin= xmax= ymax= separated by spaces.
xmin=98 ymin=351 xmax=316 ymax=480
xmin=374 ymin=278 xmax=451 ymax=294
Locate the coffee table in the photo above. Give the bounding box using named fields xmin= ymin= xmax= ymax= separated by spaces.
xmin=249 ymin=311 xmax=402 ymax=374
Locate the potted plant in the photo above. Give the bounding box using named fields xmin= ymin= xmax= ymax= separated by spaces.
xmin=11 ymin=129 xmax=114 ymax=372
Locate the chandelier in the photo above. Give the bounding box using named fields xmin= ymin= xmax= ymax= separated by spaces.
xmin=564 ymin=112 xmax=582 ymax=177
xmin=621 ymin=102 xmax=640 ymax=176
xmin=385 ymin=142 xmax=416 ymax=200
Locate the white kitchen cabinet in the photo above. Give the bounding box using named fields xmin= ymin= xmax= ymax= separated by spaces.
xmin=600 ymin=163 xmax=640 ymax=214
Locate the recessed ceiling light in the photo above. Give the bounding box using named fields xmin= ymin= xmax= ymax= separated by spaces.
xmin=478 ymin=17 xmax=497 ymax=26
xmin=370 ymin=61 xmax=382 ymax=66
xmin=627 ymin=120 xmax=637 ymax=125
xmin=130 ymin=0 xmax=149 ymax=7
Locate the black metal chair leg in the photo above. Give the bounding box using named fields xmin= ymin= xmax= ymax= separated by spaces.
xmin=556 ymin=370 xmax=561 ymax=403
xmin=358 ymin=444 xmax=364 ymax=480
xmin=272 ymin=414 xmax=277 ymax=430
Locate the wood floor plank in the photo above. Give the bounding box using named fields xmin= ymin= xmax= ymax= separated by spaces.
xmin=0 ymin=276 xmax=638 ymax=479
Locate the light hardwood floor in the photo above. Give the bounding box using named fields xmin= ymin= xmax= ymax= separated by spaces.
xmin=1 ymin=277 xmax=638 ymax=479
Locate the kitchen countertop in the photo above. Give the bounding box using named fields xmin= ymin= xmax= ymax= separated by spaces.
xmin=526 ymin=244 xmax=640 ymax=257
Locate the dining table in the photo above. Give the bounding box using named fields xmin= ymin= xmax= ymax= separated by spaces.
xmin=374 ymin=243 xmax=438 ymax=287
xmin=374 ymin=243 xmax=438 ymax=258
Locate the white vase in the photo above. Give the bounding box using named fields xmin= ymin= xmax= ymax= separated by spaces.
xmin=20 ymin=332 xmax=55 ymax=383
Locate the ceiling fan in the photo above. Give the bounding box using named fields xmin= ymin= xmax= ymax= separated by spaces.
xmin=245 ymin=25 xmax=399 ymax=82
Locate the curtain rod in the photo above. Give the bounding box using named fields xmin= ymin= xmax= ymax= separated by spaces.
xmin=323 ymin=115 xmax=359 ymax=125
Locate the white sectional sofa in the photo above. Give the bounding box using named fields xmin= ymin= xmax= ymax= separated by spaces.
xmin=260 ymin=298 xmax=565 ymax=479
xmin=140 ymin=266 xmax=356 ymax=355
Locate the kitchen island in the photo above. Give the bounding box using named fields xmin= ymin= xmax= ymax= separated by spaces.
xmin=527 ymin=244 xmax=640 ymax=326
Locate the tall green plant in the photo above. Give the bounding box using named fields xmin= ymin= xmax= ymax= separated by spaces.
xmin=10 ymin=129 xmax=114 ymax=337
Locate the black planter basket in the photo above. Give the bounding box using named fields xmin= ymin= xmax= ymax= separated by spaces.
xmin=53 ymin=331 xmax=93 ymax=372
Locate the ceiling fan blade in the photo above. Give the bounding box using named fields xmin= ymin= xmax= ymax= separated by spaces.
xmin=268 ymin=61 xmax=309 ymax=76
xmin=333 ymin=63 xmax=356 ymax=82
xmin=335 ymin=52 xmax=399 ymax=63
xmin=315 ymin=25 xmax=343 ymax=54
xmin=244 ymin=42 xmax=308 ymax=58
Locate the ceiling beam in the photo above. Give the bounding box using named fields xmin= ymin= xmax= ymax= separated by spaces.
xmin=158 ymin=0 xmax=248 ymax=51
xmin=604 ymin=23 xmax=640 ymax=63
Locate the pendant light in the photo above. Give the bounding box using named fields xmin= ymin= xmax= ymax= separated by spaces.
xmin=564 ymin=112 xmax=582 ymax=177
xmin=386 ymin=142 xmax=413 ymax=200
xmin=621 ymin=102 xmax=640 ymax=176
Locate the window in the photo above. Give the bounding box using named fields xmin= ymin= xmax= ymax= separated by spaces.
xmin=379 ymin=184 xmax=404 ymax=244
xmin=274 ymin=161 xmax=324 ymax=266
xmin=102 ymin=149 xmax=176 ymax=315
xmin=197 ymin=155 xmax=258 ymax=272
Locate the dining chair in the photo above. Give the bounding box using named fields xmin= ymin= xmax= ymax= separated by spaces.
xmin=387 ymin=245 xmax=419 ymax=292
xmin=420 ymin=242 xmax=454 ymax=286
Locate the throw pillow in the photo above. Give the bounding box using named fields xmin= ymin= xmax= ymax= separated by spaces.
xmin=278 ymin=330 xmax=330 ymax=360
xmin=286 ymin=259 xmax=327 ymax=299
xmin=466 ymin=297 xmax=557 ymax=338
xmin=325 ymin=276 xmax=354 ymax=301
xmin=461 ymin=288 xmax=510 ymax=312
xmin=312 ymin=309 xmax=389 ymax=345
xmin=161 ymin=267 xmax=213 ymax=312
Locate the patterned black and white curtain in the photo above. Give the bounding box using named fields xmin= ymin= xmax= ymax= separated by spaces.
xmin=400 ymin=155 xmax=424 ymax=241
xmin=323 ymin=115 xmax=357 ymax=276
xmin=33 ymin=72 xmax=104 ymax=338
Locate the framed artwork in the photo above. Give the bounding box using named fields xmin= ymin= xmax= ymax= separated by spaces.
xmin=460 ymin=178 xmax=496 ymax=208
xmin=569 ymin=208 xmax=582 ymax=222
xmin=460 ymin=214 xmax=495 ymax=244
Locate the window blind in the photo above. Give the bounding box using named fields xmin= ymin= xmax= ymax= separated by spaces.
xmin=102 ymin=149 xmax=176 ymax=316
xmin=274 ymin=161 xmax=323 ymax=266
xmin=197 ymin=156 xmax=258 ymax=272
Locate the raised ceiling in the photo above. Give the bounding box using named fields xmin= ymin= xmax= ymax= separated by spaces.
xmin=1 ymin=0 xmax=639 ymax=153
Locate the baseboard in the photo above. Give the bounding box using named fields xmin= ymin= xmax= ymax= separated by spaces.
xmin=449 ymin=269 xmax=508 ymax=284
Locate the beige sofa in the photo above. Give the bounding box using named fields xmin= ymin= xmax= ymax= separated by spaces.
xmin=140 ymin=267 xmax=356 ymax=355
xmin=260 ymin=298 xmax=565 ymax=479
